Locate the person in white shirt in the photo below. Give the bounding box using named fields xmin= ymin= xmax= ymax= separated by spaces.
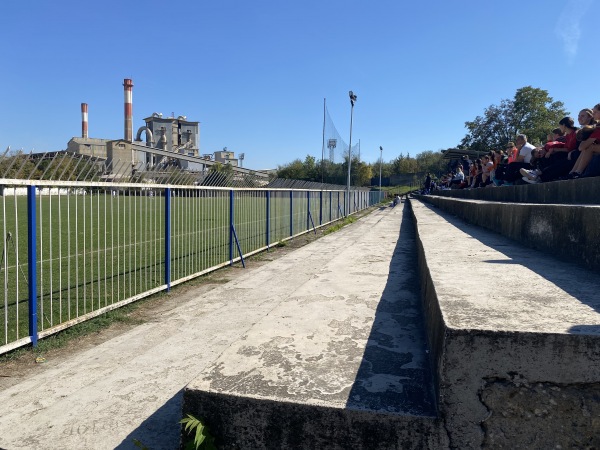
xmin=515 ymin=134 xmax=536 ymax=164
xmin=503 ymin=134 xmax=535 ymax=183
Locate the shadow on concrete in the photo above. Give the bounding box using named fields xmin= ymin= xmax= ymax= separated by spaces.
xmin=345 ymin=203 xmax=437 ymax=417
xmin=115 ymin=389 xmax=183 ymax=450
xmin=568 ymin=324 xmax=600 ymax=334
xmin=419 ymin=202 xmax=600 ymax=318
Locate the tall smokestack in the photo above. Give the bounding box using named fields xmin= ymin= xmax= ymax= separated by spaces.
xmin=81 ymin=103 xmax=88 ymax=139
xmin=123 ymin=78 xmax=134 ymax=142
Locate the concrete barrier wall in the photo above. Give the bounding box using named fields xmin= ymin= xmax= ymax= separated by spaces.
xmin=409 ymin=199 xmax=600 ymax=448
xmin=414 ymin=195 xmax=600 ymax=274
xmin=431 ymin=177 xmax=600 ymax=205
xmin=182 ymin=392 xmax=446 ymax=450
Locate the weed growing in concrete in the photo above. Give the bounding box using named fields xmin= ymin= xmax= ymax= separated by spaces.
xmin=180 ymin=414 xmax=216 ymax=450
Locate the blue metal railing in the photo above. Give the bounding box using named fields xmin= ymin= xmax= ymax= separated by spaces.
xmin=0 ymin=185 xmax=378 ymax=354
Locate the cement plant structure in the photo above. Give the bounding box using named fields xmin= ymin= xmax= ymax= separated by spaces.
xmin=66 ymin=79 xmax=260 ymax=182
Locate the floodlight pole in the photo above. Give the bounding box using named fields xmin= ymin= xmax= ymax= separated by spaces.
xmin=346 ymin=90 xmax=357 ymax=216
xmin=379 ymin=146 xmax=383 ymax=202
xmin=321 ymin=98 xmax=326 ymax=183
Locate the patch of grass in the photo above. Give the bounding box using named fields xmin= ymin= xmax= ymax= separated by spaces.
xmin=0 ymin=302 xmax=144 ymax=363
xmin=324 ymin=216 xmax=357 ymax=235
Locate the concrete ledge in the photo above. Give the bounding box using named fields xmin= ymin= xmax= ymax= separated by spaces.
xmin=182 ymin=391 xmax=445 ymax=450
xmin=410 ymin=199 xmax=600 ymax=448
xmin=414 ymin=194 xmax=600 ymax=274
xmin=430 ymin=177 xmax=600 ymax=205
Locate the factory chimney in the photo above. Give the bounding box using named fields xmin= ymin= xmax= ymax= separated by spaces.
xmin=81 ymin=103 xmax=88 ymax=139
xmin=123 ymin=78 xmax=134 ymax=142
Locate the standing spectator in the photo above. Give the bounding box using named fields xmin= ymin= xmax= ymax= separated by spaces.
xmin=461 ymin=155 xmax=471 ymax=174
xmin=424 ymin=173 xmax=432 ymax=194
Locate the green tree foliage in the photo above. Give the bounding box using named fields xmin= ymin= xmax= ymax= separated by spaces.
xmin=276 ymin=149 xmax=446 ymax=185
xmin=277 ymin=158 xmax=308 ymax=180
xmin=416 ymin=150 xmax=446 ymax=175
xmin=208 ymin=161 xmax=233 ymax=174
xmin=461 ymin=86 xmax=568 ymax=151
xmin=391 ymin=153 xmax=418 ymax=174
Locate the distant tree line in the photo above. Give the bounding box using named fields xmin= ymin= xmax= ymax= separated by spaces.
xmin=276 ymin=152 xmax=447 ymax=187
xmin=277 ymin=86 xmax=571 ymax=186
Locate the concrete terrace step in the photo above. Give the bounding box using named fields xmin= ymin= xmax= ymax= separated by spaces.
xmin=430 ymin=176 xmax=600 ymax=205
xmin=414 ymin=193 xmax=600 ymax=274
xmin=182 ymin=204 xmax=445 ymax=449
xmin=410 ymin=198 xmax=600 ymax=449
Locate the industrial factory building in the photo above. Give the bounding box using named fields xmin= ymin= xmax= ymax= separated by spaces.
xmin=65 ymin=78 xmax=244 ymax=179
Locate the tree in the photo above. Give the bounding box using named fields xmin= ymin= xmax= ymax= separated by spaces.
xmin=415 ymin=150 xmax=446 ymax=175
xmin=461 ymin=86 xmax=568 ymax=151
xmin=353 ymin=160 xmax=373 ymax=187
xmin=391 ymin=153 xmax=417 ymax=175
xmin=276 ymin=158 xmax=307 ymax=180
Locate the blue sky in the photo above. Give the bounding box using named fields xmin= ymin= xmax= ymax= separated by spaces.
xmin=0 ymin=0 xmax=596 ymax=170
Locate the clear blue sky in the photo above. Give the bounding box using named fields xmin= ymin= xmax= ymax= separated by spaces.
xmin=0 ymin=0 xmax=596 ymax=170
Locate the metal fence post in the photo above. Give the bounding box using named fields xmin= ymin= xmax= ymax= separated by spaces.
xmin=319 ymin=191 xmax=323 ymax=225
xmin=27 ymin=185 xmax=38 ymax=346
xmin=164 ymin=187 xmax=171 ymax=291
xmin=229 ymin=190 xmax=234 ymax=264
xmin=289 ymin=190 xmax=293 ymax=237
xmin=307 ymin=191 xmax=310 ymax=231
xmin=266 ymin=190 xmax=270 ymax=249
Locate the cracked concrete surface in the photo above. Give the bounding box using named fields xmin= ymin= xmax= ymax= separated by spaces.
xmin=183 ymin=203 xmax=443 ymax=448
xmin=411 ymin=199 xmax=600 ymax=449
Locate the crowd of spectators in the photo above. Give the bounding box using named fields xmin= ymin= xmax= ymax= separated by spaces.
xmin=423 ymin=103 xmax=600 ymax=191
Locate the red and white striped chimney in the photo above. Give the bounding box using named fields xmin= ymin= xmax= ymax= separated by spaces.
xmin=81 ymin=103 xmax=88 ymax=138
xmin=123 ymin=78 xmax=134 ymax=142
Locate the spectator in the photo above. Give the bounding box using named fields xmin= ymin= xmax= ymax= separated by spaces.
xmin=424 ymin=172 xmax=432 ymax=193
xmin=567 ymin=123 xmax=600 ymax=178
xmin=450 ymin=166 xmax=465 ymax=188
xmin=461 ymin=155 xmax=472 ymax=174
xmin=503 ymin=134 xmax=536 ymax=184
xmin=578 ymin=108 xmax=596 ymax=127
xmin=472 ymin=159 xmax=483 ymax=188
xmin=522 ymin=117 xmax=580 ymax=183
xmin=480 ymin=155 xmax=494 ymax=187
xmin=552 ymin=127 xmax=567 ymax=142
xmin=491 ymin=149 xmax=506 ymax=186
xmin=506 ymin=142 xmax=519 ymax=164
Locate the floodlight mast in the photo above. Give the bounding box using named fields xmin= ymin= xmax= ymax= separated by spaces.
xmin=346 ymin=90 xmax=357 ymax=216
xmin=379 ymin=146 xmax=383 ymax=202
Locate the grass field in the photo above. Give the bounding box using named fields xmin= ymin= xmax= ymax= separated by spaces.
xmin=0 ymin=187 xmax=353 ymax=348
